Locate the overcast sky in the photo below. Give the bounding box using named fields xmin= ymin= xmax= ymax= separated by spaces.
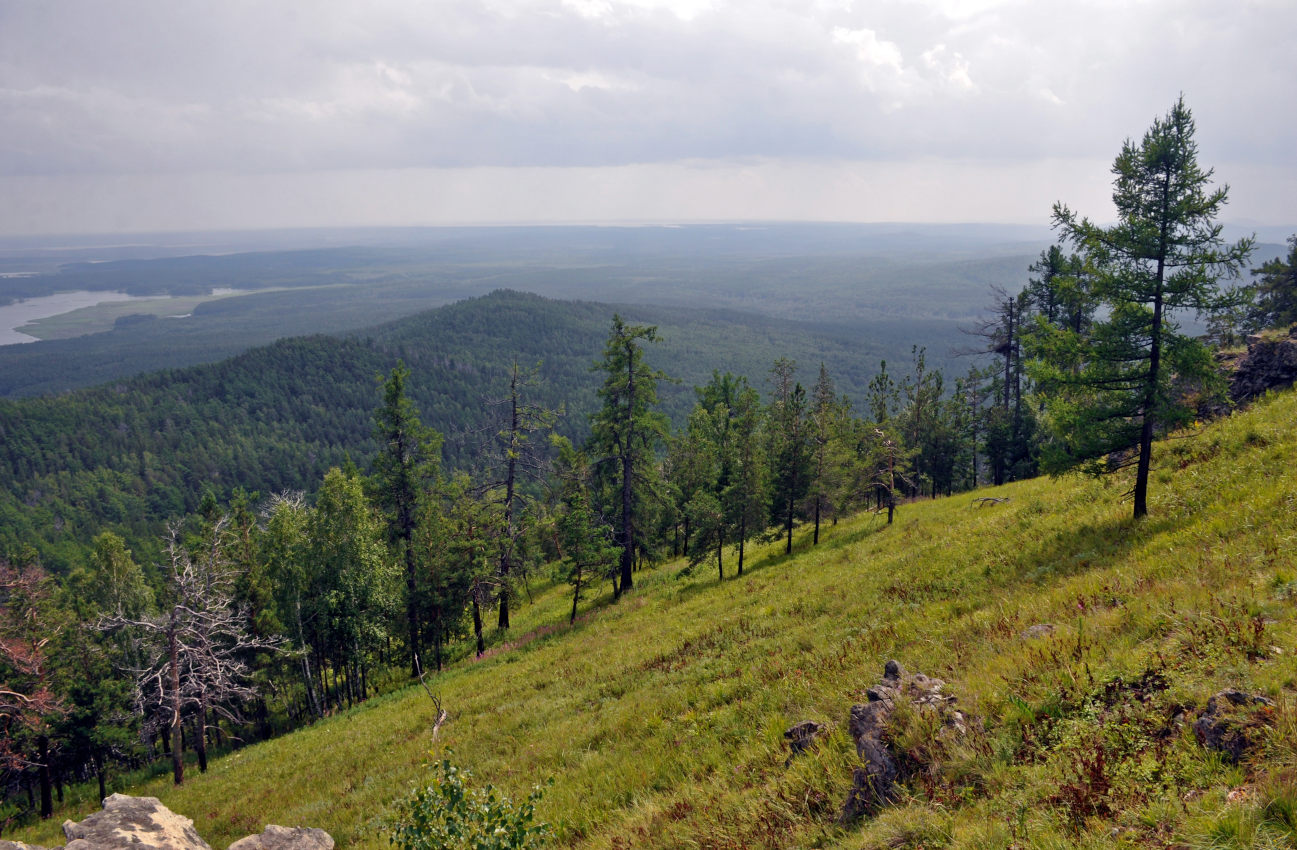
xmin=2 ymin=0 xmax=1293 ymax=236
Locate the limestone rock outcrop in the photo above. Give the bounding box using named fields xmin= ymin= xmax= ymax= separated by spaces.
xmin=227 ymin=825 xmax=334 ymax=850
xmin=1 ymin=795 xmax=333 ymax=850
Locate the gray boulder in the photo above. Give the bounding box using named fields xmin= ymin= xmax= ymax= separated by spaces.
xmin=228 ymin=825 xmax=335 ymax=850
xmin=2 ymin=795 xmax=332 ymax=850
xmin=783 ymin=720 xmax=826 ymax=765
xmin=63 ymin=794 xmax=210 ymax=850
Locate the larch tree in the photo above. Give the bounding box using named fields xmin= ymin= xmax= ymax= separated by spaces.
xmin=1248 ymin=235 xmax=1297 ymax=330
xmin=1041 ymin=96 xmax=1253 ymax=518
xmin=0 ymin=558 xmax=63 ymax=817
xmin=767 ymin=358 xmax=810 ymax=555
xmin=481 ymin=361 xmax=558 ymax=631
xmin=371 ymin=362 xmax=442 ymax=675
xmin=588 ymin=316 xmax=669 ymax=597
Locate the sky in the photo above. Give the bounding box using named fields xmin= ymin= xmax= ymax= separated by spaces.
xmin=1 ymin=0 xmax=1293 ymax=236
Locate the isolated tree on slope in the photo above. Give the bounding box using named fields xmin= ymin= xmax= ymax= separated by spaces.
xmin=1039 ymin=96 xmax=1252 ymax=519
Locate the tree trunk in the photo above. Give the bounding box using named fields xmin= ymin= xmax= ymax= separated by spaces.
xmin=38 ymin=736 xmax=52 ymax=818
xmin=169 ymin=613 xmax=184 ymax=785
xmin=405 ymin=541 xmax=420 ymax=677
xmin=195 ymin=700 xmax=208 ymax=773
xmin=784 ymin=495 xmax=794 ymax=554
xmin=570 ymin=570 xmax=582 ymax=625
xmin=1135 ymin=183 xmax=1171 ymax=520
xmin=472 ymin=591 xmax=485 ymax=657
xmin=499 ymin=366 xmax=521 ymax=630
xmin=618 ymin=354 xmax=636 ymax=596
xmin=95 ymin=752 xmax=106 ymax=803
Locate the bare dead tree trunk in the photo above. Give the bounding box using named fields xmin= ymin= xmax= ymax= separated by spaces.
xmin=169 ymin=613 xmax=183 ymax=785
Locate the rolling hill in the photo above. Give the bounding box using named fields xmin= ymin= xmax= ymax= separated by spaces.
xmin=0 ymin=290 xmax=962 ymax=570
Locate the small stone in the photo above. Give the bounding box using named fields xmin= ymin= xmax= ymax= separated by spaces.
xmin=783 ymin=720 xmax=826 ymax=766
xmin=1021 ymin=624 xmax=1056 ymax=640
xmin=883 ymin=659 xmax=904 ymax=680
xmin=1194 ymin=689 xmax=1275 ymax=763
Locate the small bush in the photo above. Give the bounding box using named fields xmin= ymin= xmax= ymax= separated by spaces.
xmin=388 ymin=753 xmax=552 ymax=850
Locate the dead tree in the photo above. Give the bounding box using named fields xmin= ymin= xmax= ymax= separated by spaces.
xmin=101 ymin=519 xmax=284 ymax=785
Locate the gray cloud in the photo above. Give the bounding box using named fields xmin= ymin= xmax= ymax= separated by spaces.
xmin=1 ymin=0 xmax=1293 ymax=232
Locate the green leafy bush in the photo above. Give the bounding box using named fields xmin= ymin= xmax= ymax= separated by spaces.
xmin=388 ymin=754 xmax=551 ymax=850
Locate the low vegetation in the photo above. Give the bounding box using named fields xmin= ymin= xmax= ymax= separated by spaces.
xmin=10 ymin=385 xmax=1297 ymax=849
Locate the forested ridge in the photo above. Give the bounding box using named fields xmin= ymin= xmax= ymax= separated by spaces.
xmin=0 ymin=289 xmax=938 ymax=571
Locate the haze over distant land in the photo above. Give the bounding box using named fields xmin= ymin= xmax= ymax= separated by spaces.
xmin=2 ymin=1 xmax=1294 ymax=236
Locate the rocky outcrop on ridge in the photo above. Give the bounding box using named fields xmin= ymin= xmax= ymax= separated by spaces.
xmin=0 ymin=794 xmax=333 ymax=850
xmin=1228 ymin=327 xmax=1297 ymax=404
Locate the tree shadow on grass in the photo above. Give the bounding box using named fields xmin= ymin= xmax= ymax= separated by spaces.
xmin=1000 ymin=510 xmax=1187 ymax=589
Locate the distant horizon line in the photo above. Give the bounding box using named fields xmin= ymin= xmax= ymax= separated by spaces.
xmin=1 ymin=218 xmax=1290 ymax=253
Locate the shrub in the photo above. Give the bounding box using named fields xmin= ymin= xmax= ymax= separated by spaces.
xmin=388 ymin=753 xmax=552 ymax=850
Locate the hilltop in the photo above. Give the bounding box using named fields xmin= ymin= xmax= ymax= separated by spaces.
xmin=0 ymin=289 xmax=956 ymax=570
xmin=12 ymin=385 xmax=1297 ymax=849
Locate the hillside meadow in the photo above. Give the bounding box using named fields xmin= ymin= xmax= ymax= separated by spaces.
xmin=13 ymin=388 xmax=1297 ymax=849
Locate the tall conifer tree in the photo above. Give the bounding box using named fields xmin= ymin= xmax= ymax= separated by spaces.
xmin=589 ymin=316 xmax=669 ymax=597
xmin=1042 ymin=97 xmax=1252 ymax=518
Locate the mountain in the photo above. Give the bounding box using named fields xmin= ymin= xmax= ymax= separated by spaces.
xmin=0 ymin=290 xmax=962 ymax=569
xmin=13 ymin=381 xmax=1297 ymax=849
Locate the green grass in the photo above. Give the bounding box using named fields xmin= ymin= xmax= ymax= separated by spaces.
xmin=13 ymin=389 xmax=1297 ymax=849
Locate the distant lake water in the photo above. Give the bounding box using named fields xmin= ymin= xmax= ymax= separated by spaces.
xmin=0 ymin=291 xmax=151 ymax=345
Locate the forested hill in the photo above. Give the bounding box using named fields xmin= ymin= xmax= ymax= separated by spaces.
xmin=0 ymin=290 xmax=956 ymax=570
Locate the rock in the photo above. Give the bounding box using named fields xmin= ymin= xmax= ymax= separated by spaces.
xmin=1229 ymin=335 xmax=1297 ymax=404
xmin=783 ymin=720 xmax=826 ymax=765
xmin=228 ymin=825 xmax=335 ymax=850
xmin=838 ymin=661 xmax=968 ymax=822
xmin=1021 ymin=624 xmax=1056 ymax=640
xmin=4 ymin=795 xmax=332 ymax=850
xmin=1193 ymin=689 xmax=1276 ymax=763
xmin=62 ymin=794 xmax=210 ymax=850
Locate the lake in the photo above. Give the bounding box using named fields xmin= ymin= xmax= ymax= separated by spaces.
xmin=0 ymin=291 xmax=151 ymax=345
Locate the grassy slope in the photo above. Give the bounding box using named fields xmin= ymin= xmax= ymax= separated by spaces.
xmin=16 ymin=390 xmax=1297 ymax=849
